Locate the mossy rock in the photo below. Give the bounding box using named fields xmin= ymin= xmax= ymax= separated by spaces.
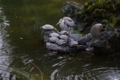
xmin=61 ymin=0 xmax=120 ymax=33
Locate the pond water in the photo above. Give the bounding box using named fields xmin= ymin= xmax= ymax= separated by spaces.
xmin=0 ymin=0 xmax=120 ymax=80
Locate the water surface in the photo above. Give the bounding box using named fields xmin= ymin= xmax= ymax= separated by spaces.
xmin=0 ymin=0 xmax=120 ymax=80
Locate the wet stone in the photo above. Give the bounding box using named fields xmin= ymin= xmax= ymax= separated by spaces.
xmin=77 ymin=45 xmax=86 ymax=50
xmin=59 ymin=30 xmax=69 ymax=35
xmin=49 ymin=37 xmax=59 ymax=43
xmin=70 ymin=33 xmax=82 ymax=41
xmin=49 ymin=32 xmax=60 ymax=37
xmin=93 ymin=40 xmax=106 ymax=48
xmin=107 ymin=31 xmax=117 ymax=42
xmin=56 ymin=39 xmax=66 ymax=46
xmin=86 ymin=41 xmax=93 ymax=47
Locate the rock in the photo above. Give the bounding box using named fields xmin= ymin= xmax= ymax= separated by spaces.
xmin=77 ymin=45 xmax=86 ymax=50
xmin=78 ymin=37 xmax=86 ymax=45
xmin=86 ymin=41 xmax=93 ymax=47
xmin=90 ymin=23 xmax=103 ymax=38
xmin=49 ymin=37 xmax=59 ymax=43
xmin=85 ymin=33 xmax=93 ymax=42
xmin=46 ymin=42 xmax=69 ymax=52
xmin=43 ymin=35 xmax=49 ymax=43
xmin=41 ymin=24 xmax=59 ymax=40
xmin=112 ymin=32 xmax=120 ymax=52
xmin=56 ymin=39 xmax=66 ymax=46
xmin=41 ymin=24 xmax=55 ymax=30
xmin=60 ymin=35 xmax=69 ymax=42
xmin=78 ymin=33 xmax=92 ymax=45
xmin=46 ymin=42 xmax=59 ymax=51
xmin=99 ymin=31 xmax=109 ymax=40
xmin=93 ymin=39 xmax=106 ymax=48
xmin=107 ymin=31 xmax=117 ymax=42
xmin=61 ymin=1 xmax=83 ymax=17
xmin=116 ymin=28 xmax=120 ymax=32
xmin=99 ymin=30 xmax=117 ymax=42
xmin=70 ymin=33 xmax=82 ymax=41
xmin=59 ymin=30 xmax=69 ymax=35
xmin=69 ymin=39 xmax=78 ymax=47
xmin=49 ymin=32 xmax=60 ymax=37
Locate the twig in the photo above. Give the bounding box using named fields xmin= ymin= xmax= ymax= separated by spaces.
xmin=9 ymin=55 xmax=44 ymax=80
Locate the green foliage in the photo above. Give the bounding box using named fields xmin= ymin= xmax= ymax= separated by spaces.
xmin=76 ymin=0 xmax=120 ymax=31
xmin=75 ymin=29 xmax=89 ymax=35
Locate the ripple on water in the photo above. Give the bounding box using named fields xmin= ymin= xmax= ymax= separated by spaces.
xmin=50 ymin=65 xmax=120 ymax=80
xmin=49 ymin=55 xmax=120 ymax=80
xmin=81 ymin=67 xmax=120 ymax=80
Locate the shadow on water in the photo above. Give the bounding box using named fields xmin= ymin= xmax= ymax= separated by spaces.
xmin=0 ymin=0 xmax=120 ymax=80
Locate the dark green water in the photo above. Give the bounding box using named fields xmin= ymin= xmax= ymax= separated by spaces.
xmin=0 ymin=0 xmax=120 ymax=80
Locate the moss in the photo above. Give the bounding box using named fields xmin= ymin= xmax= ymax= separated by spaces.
xmin=75 ymin=0 xmax=120 ymax=32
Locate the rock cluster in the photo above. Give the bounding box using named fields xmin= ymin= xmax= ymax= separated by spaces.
xmin=61 ymin=1 xmax=120 ymax=32
xmin=41 ymin=24 xmax=120 ymax=55
xmin=41 ymin=1 xmax=120 ymax=55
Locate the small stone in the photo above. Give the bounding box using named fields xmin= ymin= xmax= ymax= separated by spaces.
xmin=49 ymin=32 xmax=60 ymax=37
xmin=49 ymin=37 xmax=59 ymax=43
xmin=70 ymin=33 xmax=82 ymax=41
xmin=56 ymin=39 xmax=66 ymax=46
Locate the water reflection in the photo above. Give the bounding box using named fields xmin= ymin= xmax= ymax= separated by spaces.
xmin=0 ymin=6 xmax=37 ymax=80
xmin=0 ymin=6 xmax=13 ymax=79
